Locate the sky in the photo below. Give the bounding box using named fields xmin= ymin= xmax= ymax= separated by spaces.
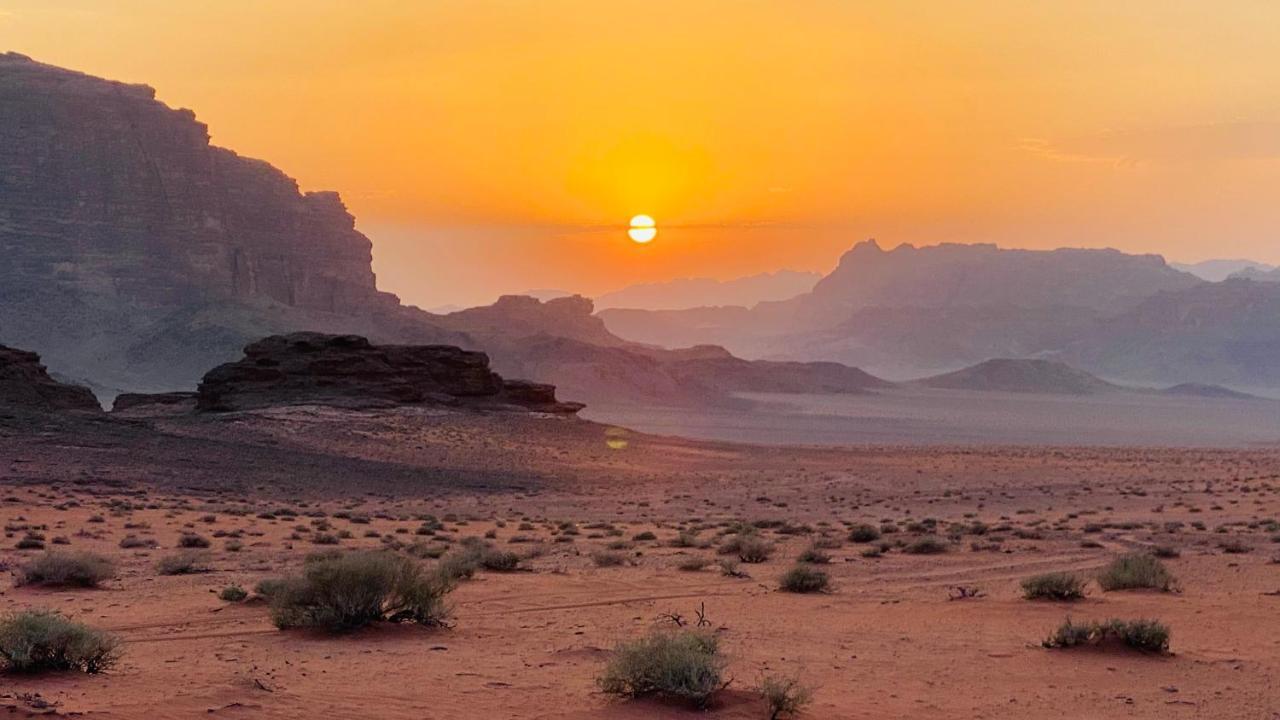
xmin=4 ymin=1 xmax=1280 ymax=308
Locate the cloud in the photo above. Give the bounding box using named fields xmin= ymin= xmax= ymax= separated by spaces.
xmin=1022 ymin=121 xmax=1280 ymax=167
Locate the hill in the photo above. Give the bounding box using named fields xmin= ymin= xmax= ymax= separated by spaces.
xmin=915 ymin=358 xmax=1120 ymax=395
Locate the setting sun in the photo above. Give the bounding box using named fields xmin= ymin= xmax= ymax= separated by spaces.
xmin=628 ymin=214 xmax=656 ymax=244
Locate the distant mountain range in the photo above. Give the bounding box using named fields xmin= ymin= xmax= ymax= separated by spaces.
xmin=1171 ymin=258 xmax=1274 ymax=282
xmin=594 ymin=270 xmax=820 ymax=311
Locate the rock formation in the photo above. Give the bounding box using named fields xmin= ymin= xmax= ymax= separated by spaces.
xmin=0 ymin=345 xmax=102 ymax=413
xmin=915 ymin=358 xmax=1119 ymax=395
xmin=196 ymin=333 xmax=583 ymax=414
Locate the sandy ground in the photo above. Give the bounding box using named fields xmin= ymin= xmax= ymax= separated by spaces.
xmin=2 ymin=406 xmax=1280 ymax=718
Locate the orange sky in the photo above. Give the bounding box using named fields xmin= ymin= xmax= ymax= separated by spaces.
xmin=5 ymin=1 xmax=1280 ymax=307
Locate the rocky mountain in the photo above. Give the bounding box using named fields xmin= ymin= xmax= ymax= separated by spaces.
xmin=595 ymin=270 xmax=820 ymax=311
xmin=914 ymin=358 xmax=1119 ymax=395
xmin=1059 ymin=279 xmax=1280 ymax=387
xmin=1228 ymin=266 xmax=1280 ymax=283
xmin=0 ymin=52 xmax=467 ymax=396
xmin=0 ymin=345 xmax=102 ymax=413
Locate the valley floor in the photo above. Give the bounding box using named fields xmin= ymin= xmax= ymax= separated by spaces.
xmin=2 ymin=407 xmax=1279 ymax=718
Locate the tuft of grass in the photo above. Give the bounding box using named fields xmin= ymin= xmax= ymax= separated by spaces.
xmin=17 ymin=552 xmax=114 ymax=588
xmin=847 ymin=524 xmax=881 ymax=543
xmin=1096 ymin=553 xmax=1176 ymax=592
xmin=1043 ymin=617 xmax=1170 ymax=653
xmin=0 ymin=611 xmax=121 ymax=674
xmin=1021 ymin=572 xmax=1086 ymax=601
xmin=778 ymin=564 xmax=830 ymax=593
xmin=268 ymin=551 xmax=452 ymax=631
xmin=903 ymin=536 xmax=948 ymax=555
xmin=156 ymin=550 xmax=213 ymax=576
xmin=598 ymin=630 xmax=725 ymax=708
xmin=758 ymin=675 xmax=813 ymax=720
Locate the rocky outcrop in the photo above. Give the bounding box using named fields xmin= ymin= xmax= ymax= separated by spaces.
xmin=0 ymin=345 xmax=102 ymax=412
xmin=196 ymin=333 xmax=583 ymax=414
xmin=0 ymin=53 xmax=468 ymax=398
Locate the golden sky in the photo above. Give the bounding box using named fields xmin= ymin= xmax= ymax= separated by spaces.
xmin=5 ymin=1 xmax=1280 ymax=307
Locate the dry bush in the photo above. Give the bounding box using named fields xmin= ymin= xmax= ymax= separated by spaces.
xmin=847 ymin=524 xmax=881 ymax=543
xmin=156 ymin=550 xmax=212 ymax=575
xmin=0 ymin=611 xmax=120 ymax=674
xmin=758 ymin=675 xmax=813 ymax=720
xmin=591 ymin=550 xmax=629 ymax=567
xmin=598 ymin=630 xmax=725 ymax=708
xmin=17 ymin=552 xmax=114 ymax=588
xmin=1096 ymin=553 xmax=1176 ymax=592
xmin=779 ymin=564 xmax=830 ymax=593
xmin=1021 ymin=572 xmax=1086 ymax=601
xmin=269 ymin=551 xmax=452 ymax=631
xmin=903 ymin=536 xmax=948 ymax=555
xmin=1043 ymin=618 xmax=1170 ymax=653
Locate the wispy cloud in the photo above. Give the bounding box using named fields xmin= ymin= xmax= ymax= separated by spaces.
xmin=1022 ymin=121 xmax=1280 ymax=167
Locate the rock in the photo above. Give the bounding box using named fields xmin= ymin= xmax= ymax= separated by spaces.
xmin=196 ymin=333 xmax=583 ymax=414
xmin=0 ymin=345 xmax=102 ymax=413
xmin=111 ymin=392 xmax=200 ymax=416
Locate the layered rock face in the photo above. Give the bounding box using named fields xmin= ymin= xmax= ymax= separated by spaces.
xmin=0 ymin=345 xmax=102 ymax=413
xmin=196 ymin=333 xmax=583 ymax=414
xmin=0 ymin=52 xmax=395 ymax=314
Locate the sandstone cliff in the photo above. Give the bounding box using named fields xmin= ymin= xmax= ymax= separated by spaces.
xmin=0 ymin=344 xmax=102 ymax=413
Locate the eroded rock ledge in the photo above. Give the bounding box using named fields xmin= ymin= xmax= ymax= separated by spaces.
xmin=195 ymin=333 xmax=584 ymax=414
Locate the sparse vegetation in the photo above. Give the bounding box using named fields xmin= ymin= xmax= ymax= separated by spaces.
xmin=598 ymin=630 xmax=726 ymax=708
xmin=156 ymin=550 xmax=212 ymax=575
xmin=758 ymin=675 xmax=813 ymax=720
xmin=219 ymin=585 xmax=248 ymax=602
xmin=268 ymin=551 xmax=452 ymax=631
xmin=847 ymin=524 xmax=881 ymax=543
xmin=17 ymin=551 xmax=114 ymax=588
xmin=1096 ymin=553 xmax=1176 ymax=592
xmin=592 ymin=550 xmax=629 ymax=567
xmin=1021 ymin=572 xmax=1086 ymax=601
xmin=1043 ymin=618 xmax=1170 ymax=653
xmin=0 ymin=611 xmax=121 ymax=674
xmin=779 ymin=563 xmax=830 ymax=593
xmin=903 ymin=536 xmax=948 ymax=555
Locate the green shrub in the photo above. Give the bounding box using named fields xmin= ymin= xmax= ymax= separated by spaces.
xmin=0 ymin=611 xmax=120 ymax=674
xmin=268 ymin=551 xmax=452 ymax=631
xmin=598 ymin=630 xmax=725 ymax=708
xmin=17 ymin=552 xmax=114 ymax=588
xmin=1021 ymin=572 xmax=1086 ymax=601
xmin=758 ymin=675 xmax=813 ymax=720
xmin=847 ymin=524 xmax=881 ymax=543
xmin=734 ymin=536 xmax=773 ymax=563
xmin=903 ymin=536 xmax=948 ymax=555
xmin=1096 ymin=553 xmax=1176 ymax=592
xmin=1043 ymin=618 xmax=1170 ymax=653
xmin=156 ymin=550 xmax=212 ymax=576
xmin=219 ymin=585 xmax=248 ymax=602
xmin=796 ymin=545 xmax=831 ymax=564
xmin=779 ymin=564 xmax=830 ymax=593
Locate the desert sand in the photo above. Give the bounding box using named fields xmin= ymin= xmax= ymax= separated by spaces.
xmin=2 ymin=407 xmax=1279 ymax=718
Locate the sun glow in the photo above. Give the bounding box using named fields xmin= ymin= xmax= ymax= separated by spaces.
xmin=628 ymin=214 xmax=656 ymax=244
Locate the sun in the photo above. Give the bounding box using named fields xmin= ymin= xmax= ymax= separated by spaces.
xmin=628 ymin=214 xmax=656 ymax=244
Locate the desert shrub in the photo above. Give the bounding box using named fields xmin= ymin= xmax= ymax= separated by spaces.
xmin=734 ymin=537 xmax=774 ymax=563
xmin=796 ymin=545 xmax=832 ymax=564
xmin=156 ymin=550 xmax=212 ymax=576
xmin=778 ymin=564 xmax=830 ymax=594
xmin=312 ymin=533 xmax=340 ymax=545
xmin=15 ymin=536 xmax=44 ymax=550
xmin=847 ymin=524 xmax=881 ymax=543
xmin=632 ymin=531 xmax=657 ymax=542
xmin=219 ymin=585 xmax=248 ymax=602
xmin=592 ymin=550 xmax=628 ymax=567
xmin=598 ymin=630 xmax=725 ymax=708
xmin=903 ymin=536 xmax=948 ymax=555
xmin=676 ymin=556 xmax=710 ymax=572
xmin=758 ymin=675 xmax=813 ymax=720
xmin=1096 ymin=553 xmax=1176 ymax=592
xmin=1151 ymin=545 xmax=1180 ymax=559
xmin=718 ymin=559 xmax=747 ymax=578
xmin=268 ymin=551 xmax=452 ymax=631
xmin=177 ymin=533 xmax=210 ymax=548
xmin=670 ymin=532 xmax=699 ymax=548
xmin=1043 ymin=618 xmax=1170 ymax=653
xmin=479 ymin=549 xmax=521 ymax=572
xmin=1021 ymin=572 xmax=1086 ymax=601
xmin=17 ymin=552 xmax=114 ymax=588
xmin=0 ymin=611 xmax=120 ymax=674
xmin=118 ymin=535 xmax=152 ymax=549
xmin=254 ymin=577 xmax=288 ymax=600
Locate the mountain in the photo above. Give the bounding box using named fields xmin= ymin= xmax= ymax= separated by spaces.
xmin=914 ymin=358 xmax=1119 ymax=395
xmin=1172 ymin=259 xmax=1274 ymax=282
xmin=1160 ymin=383 xmax=1259 ymax=400
xmin=595 ymin=270 xmax=820 ymax=311
xmin=1228 ymin=266 xmax=1280 ymax=282
xmin=0 ymin=52 xmax=467 ymax=396
xmin=1060 ymin=279 xmax=1280 ymax=387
